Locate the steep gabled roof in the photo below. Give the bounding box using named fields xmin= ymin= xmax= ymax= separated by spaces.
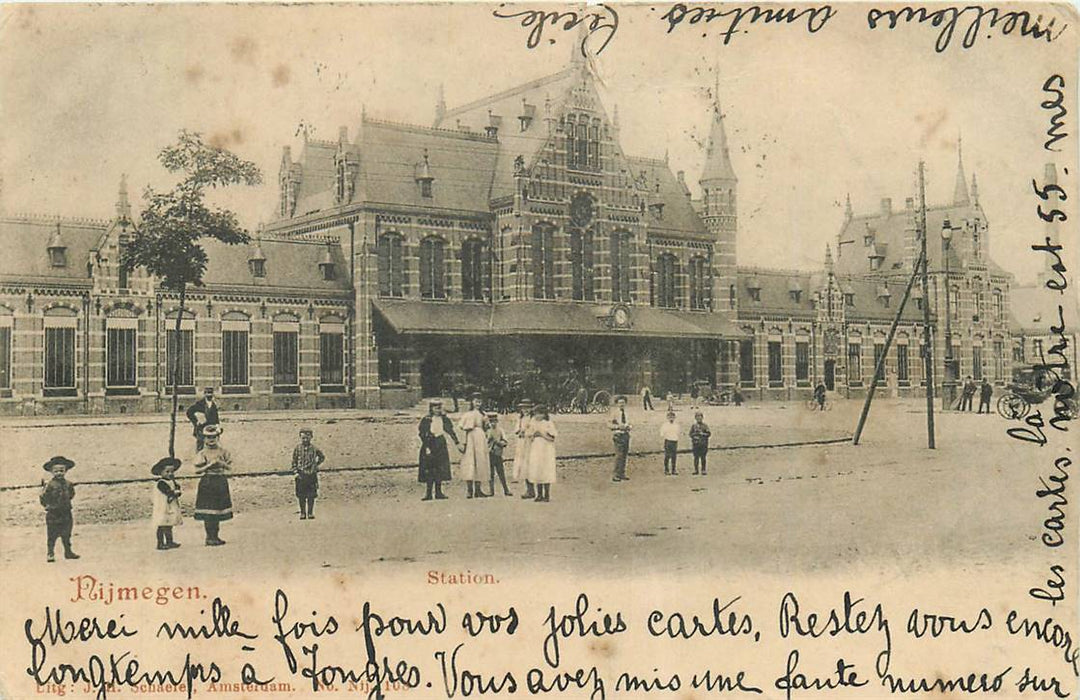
xmin=201 ymin=236 xmax=351 ymax=295
xmin=628 ymin=157 xmax=708 ymax=240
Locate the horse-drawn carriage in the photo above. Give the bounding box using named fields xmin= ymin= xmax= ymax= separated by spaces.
xmin=997 ymin=366 xmax=1078 ymax=420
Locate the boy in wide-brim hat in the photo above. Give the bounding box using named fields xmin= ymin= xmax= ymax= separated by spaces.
xmin=151 ymin=457 xmax=183 ymax=550
xmin=39 ymin=456 xmax=79 ymax=563
xmin=292 ymin=428 xmax=325 ymax=520
xmin=485 ymin=412 xmax=512 ymax=497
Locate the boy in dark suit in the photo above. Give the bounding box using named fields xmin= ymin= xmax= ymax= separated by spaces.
xmin=40 ymin=456 xmax=79 ymax=563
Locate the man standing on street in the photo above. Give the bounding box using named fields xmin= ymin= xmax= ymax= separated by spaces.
xmin=186 ymin=386 xmax=221 ymax=451
xmin=610 ymin=395 xmax=632 ymax=482
xmin=641 ymin=385 xmax=654 ymax=411
xmin=959 ymin=376 xmax=976 ymax=412
xmin=977 ymin=378 xmax=993 ymax=414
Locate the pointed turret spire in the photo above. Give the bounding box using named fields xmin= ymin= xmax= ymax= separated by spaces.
xmin=116 ymin=174 xmax=131 ymax=222
xmin=952 ymin=135 xmax=970 ymax=206
xmin=700 ymin=87 xmax=737 ymax=184
xmin=970 ymin=172 xmax=979 ymax=206
xmin=435 ymin=83 xmax=446 ymax=124
xmin=844 ymin=193 xmax=853 ymax=220
xmin=824 ymin=243 xmax=834 ymax=273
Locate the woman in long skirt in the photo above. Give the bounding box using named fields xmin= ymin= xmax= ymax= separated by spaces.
xmin=527 ymin=405 xmax=557 ymax=503
xmin=419 ymin=400 xmax=459 ymax=501
xmin=457 ymin=395 xmax=491 ymax=498
xmin=512 ymin=400 xmax=535 ymax=499
xmin=193 ymin=424 xmax=232 ymax=546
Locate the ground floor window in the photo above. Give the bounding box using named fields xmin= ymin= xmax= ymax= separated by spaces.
xmin=993 ymin=340 xmax=1004 ymax=381
xmin=222 ymin=329 xmax=249 ymax=390
xmin=795 ymin=340 xmax=809 ymax=385
xmin=972 ymin=346 xmax=983 ymax=381
xmin=767 ymin=340 xmax=782 ymax=386
xmin=847 ymin=342 xmax=862 ymax=384
xmin=165 ymin=328 xmax=194 ymax=391
xmin=44 ymin=325 xmax=76 ymax=395
xmin=379 ymin=347 xmax=403 ymax=384
xmin=0 ymin=324 xmax=10 ymax=390
xmin=273 ymin=330 xmax=299 ymax=391
xmin=739 ymin=339 xmax=754 ymax=386
xmin=106 ymin=324 xmax=137 ymax=392
xmin=320 ymin=331 xmax=345 ymax=390
xmin=896 ymin=344 xmax=910 ymax=385
xmin=873 ymin=343 xmax=886 ymax=386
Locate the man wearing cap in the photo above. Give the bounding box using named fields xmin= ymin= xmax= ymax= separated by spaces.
xmin=418 ymin=400 xmax=459 ymax=501
xmin=186 ymin=387 xmax=221 ymax=451
xmin=292 ymin=428 xmax=325 ymax=520
xmin=39 ymin=456 xmax=79 ymax=562
xmin=610 ymin=396 xmax=632 ymax=482
xmin=457 ymin=394 xmax=491 ymax=498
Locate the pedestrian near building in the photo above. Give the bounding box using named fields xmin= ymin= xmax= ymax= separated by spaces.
xmin=458 ymin=394 xmax=491 ymax=499
xmin=418 ymin=400 xmax=459 ymax=501
xmin=185 ymin=387 xmax=221 ymax=451
xmin=660 ymin=411 xmax=681 ymax=475
xmin=813 ymin=382 xmax=826 ymax=411
xmin=960 ymin=376 xmax=976 ymax=412
xmin=689 ymin=412 xmax=711 ymax=475
xmin=486 ymin=413 xmax=512 ymax=497
xmin=610 ymin=395 xmax=632 ymax=482
xmin=193 ymin=424 xmax=232 ymax=546
xmin=39 ymin=456 xmax=79 ymax=563
xmin=978 ymin=379 xmax=993 ymax=414
xmin=528 ymin=405 xmax=557 ymax=502
xmin=293 ymin=428 xmax=325 ymax=520
xmin=641 ymin=385 xmax=654 ymax=411
xmin=151 ymin=457 xmax=183 ymax=550
xmin=513 ymin=401 xmax=536 ymax=499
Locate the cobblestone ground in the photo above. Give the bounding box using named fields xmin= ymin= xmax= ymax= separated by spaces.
xmin=0 ymin=397 xmax=1053 ymax=578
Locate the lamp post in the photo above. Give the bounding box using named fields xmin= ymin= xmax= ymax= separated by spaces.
xmin=941 ymin=219 xmax=955 ymax=411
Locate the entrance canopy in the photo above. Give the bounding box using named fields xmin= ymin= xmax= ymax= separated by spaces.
xmin=372 ymin=299 xmax=734 ymax=338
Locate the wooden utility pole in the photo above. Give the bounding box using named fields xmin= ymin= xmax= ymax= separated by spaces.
xmin=918 ymin=161 xmax=936 ymax=449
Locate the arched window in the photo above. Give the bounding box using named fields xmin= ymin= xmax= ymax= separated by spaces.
xmin=655 ymin=253 xmax=679 ymax=309
xmin=689 ymin=256 xmax=709 ymax=310
xmin=532 ymin=224 xmax=555 ymax=300
xmin=611 ymin=231 xmax=632 ymax=303
xmin=570 ymin=228 xmax=595 ymax=301
xmin=377 ymin=233 xmax=405 ymax=298
xmin=419 ymin=237 xmax=447 ymax=300
xmin=461 ymin=238 xmax=488 ymax=301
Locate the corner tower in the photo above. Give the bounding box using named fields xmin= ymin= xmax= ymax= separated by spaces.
xmin=699 ymin=80 xmax=738 ymax=317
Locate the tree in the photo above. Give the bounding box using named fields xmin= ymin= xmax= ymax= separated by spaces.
xmin=126 ymin=131 xmax=262 ymax=457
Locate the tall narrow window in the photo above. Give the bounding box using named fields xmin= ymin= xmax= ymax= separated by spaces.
xmin=0 ymin=321 xmax=9 ymax=391
xmin=565 ymin=115 xmax=577 ymax=170
xmin=655 ymin=254 xmax=678 ymax=308
xmin=739 ymin=339 xmax=755 ymax=386
xmin=221 ymin=323 xmax=249 ymax=390
xmin=993 ymin=289 xmax=1004 ymax=320
xmin=897 ymin=344 xmax=910 ymax=384
xmin=570 ymin=229 xmax=595 ymax=301
xmin=795 ymin=340 xmax=810 ymax=385
xmin=767 ymin=340 xmax=782 ymax=386
xmin=165 ymin=323 xmax=194 ymax=392
xmin=972 ymin=346 xmax=983 ymax=380
xmin=993 ymin=340 xmax=1004 ymax=381
xmin=44 ymin=319 xmax=76 ymax=396
xmin=689 ymin=256 xmax=709 ymax=310
xmin=532 ymin=223 xmax=555 ymax=300
xmin=273 ymin=325 xmax=299 ymax=391
xmin=873 ymin=343 xmax=886 ymax=386
xmin=106 ymin=320 xmax=137 ymax=392
xmin=729 ymin=284 xmax=736 ymax=309
xmin=377 ymin=234 xmax=405 ymax=298
xmin=461 ymin=238 xmax=487 ymax=301
xmin=611 ymin=231 xmax=631 ymax=303
xmin=117 ymin=244 xmax=129 ymax=290
xmin=847 ymin=341 xmax=862 ymax=384
xmin=420 ymin=237 xmax=447 ymax=300
xmin=320 ymin=328 xmax=345 ymax=391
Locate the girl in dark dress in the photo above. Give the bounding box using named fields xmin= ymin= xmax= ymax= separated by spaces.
xmin=418 ymin=400 xmax=460 ymax=501
xmin=193 ymin=424 xmax=232 ymax=546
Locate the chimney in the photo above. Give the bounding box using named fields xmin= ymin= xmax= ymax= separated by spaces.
xmin=905 ymin=197 xmax=914 ymax=211
xmin=880 ymin=198 xmax=892 ymax=216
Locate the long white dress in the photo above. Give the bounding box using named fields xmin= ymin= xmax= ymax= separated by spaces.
xmin=511 ymin=413 xmax=531 ymax=481
xmin=457 ymin=409 xmax=490 ymax=482
xmin=528 ymin=418 xmax=558 ymax=485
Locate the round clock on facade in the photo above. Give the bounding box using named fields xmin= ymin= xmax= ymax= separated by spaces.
xmin=613 ymin=307 xmax=629 ymax=326
xmin=570 ymin=193 xmax=594 ymax=228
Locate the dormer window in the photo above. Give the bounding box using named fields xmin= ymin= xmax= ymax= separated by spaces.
xmin=864 ymin=233 xmax=874 ymax=246
xmin=870 ymin=257 xmax=881 ymax=271
xmin=47 ymin=224 xmax=67 ymax=268
xmin=843 ymin=286 xmax=855 ymax=306
xmin=415 ymin=150 xmax=434 ymax=199
xmin=788 ymin=280 xmax=803 ymax=303
xmin=877 ymin=284 xmax=891 ymax=307
xmin=746 ymin=277 xmax=761 ymax=302
xmin=319 ymin=244 xmax=336 ymax=281
xmin=519 ymin=99 xmax=535 ymax=132
xmin=249 ymin=241 xmax=267 ymax=278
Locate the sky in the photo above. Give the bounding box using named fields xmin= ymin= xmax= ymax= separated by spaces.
xmin=0 ymin=2 xmax=1076 ymax=285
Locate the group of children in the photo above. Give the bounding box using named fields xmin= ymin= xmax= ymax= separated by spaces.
xmin=38 ymin=424 xmax=325 ymax=562
xmin=37 ymin=401 xmax=718 ymax=561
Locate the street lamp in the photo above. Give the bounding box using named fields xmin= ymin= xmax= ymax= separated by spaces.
xmin=941 ymin=219 xmax=955 ymax=410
